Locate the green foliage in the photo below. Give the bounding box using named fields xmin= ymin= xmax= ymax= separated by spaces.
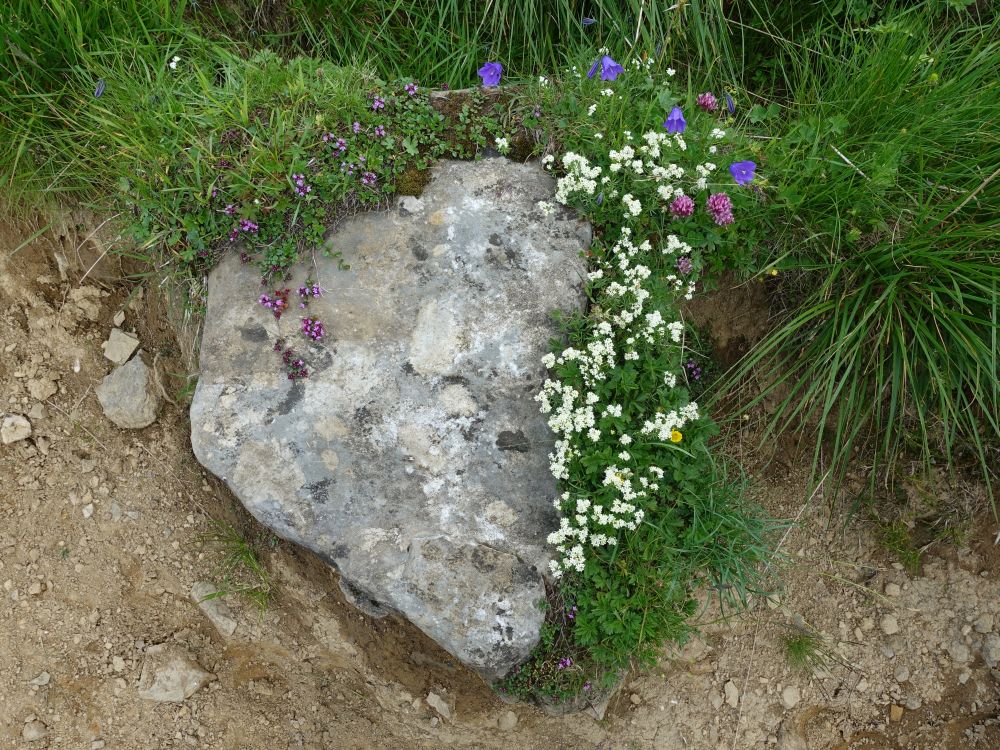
xmin=875 ymin=520 xmax=923 ymax=575
xmin=720 ymin=8 xmax=1000 ymax=498
xmin=782 ymin=627 xmax=831 ymax=674
xmin=199 ymin=520 xmax=275 ymax=611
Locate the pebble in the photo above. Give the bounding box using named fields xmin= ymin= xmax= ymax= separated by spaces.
xmin=781 ymin=685 xmax=800 ymax=709
xmin=92 ymin=741 xmax=107 ymax=750
xmin=83 ymin=503 xmax=94 ymax=519
xmin=27 ymin=404 xmax=47 ymax=421
xmin=137 ymin=644 xmax=215 ymax=702
xmin=190 ymin=581 xmax=238 ymax=637
xmin=1 ymin=414 xmax=31 ymax=444
xmin=27 ymin=378 xmax=57 ymax=401
xmin=894 ymin=665 xmax=910 ymax=683
xmin=947 ymin=640 xmax=971 ymax=664
xmin=101 ymin=328 xmax=140 ymax=365
xmin=880 ymin=614 xmax=900 ymax=635
xmin=113 ymin=310 xmax=126 ymax=327
xmin=724 ymin=680 xmax=740 ymax=708
xmin=630 ymin=693 xmax=642 ymax=705
xmin=974 ymin=614 xmax=994 ymax=634
xmin=22 ymin=720 xmax=47 ymax=742
xmin=710 ymin=691 xmax=724 ymax=710
xmin=890 ymin=704 xmax=904 ymax=722
xmin=884 ymin=583 xmax=901 ymax=597
xmin=426 ymin=691 xmax=452 ymax=720
xmin=28 ymin=672 xmax=50 ymax=687
xmin=497 ymin=710 xmax=517 ymax=731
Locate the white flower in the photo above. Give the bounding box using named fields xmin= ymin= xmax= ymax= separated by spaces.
xmin=587 ymin=428 xmax=601 ymax=442
xmin=536 ymin=200 xmax=556 ymax=217
xmin=588 ymin=104 xmax=598 ymax=117
xmin=664 ymin=372 xmax=677 ymax=388
xmin=168 ymin=55 xmax=180 ymax=70
xmin=495 ymin=137 xmax=510 ymax=154
xmin=594 ymin=132 xmax=603 ymax=140
xmin=666 ymin=67 xmax=676 ymax=76
xmin=620 ymin=434 xmax=633 ymax=445
xmin=539 ymin=76 xmax=549 ymax=86
xmin=601 ymin=88 xmax=614 ymax=97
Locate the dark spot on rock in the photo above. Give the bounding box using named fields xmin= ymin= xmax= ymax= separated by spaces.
xmin=496 ymin=429 xmax=529 ymax=452
xmin=240 ymin=325 xmax=269 ymax=343
xmin=472 ymin=546 xmax=496 ymax=573
xmin=442 ymin=374 xmax=469 ymax=386
xmin=489 ymin=233 xmax=503 ymax=246
xmin=402 ymin=361 xmax=416 ymax=375
xmin=305 ymin=478 xmax=332 ymax=504
xmin=309 ymin=346 xmax=335 ymax=375
xmin=410 ymin=241 xmax=429 ymax=261
xmin=276 ymin=381 xmax=304 ymax=416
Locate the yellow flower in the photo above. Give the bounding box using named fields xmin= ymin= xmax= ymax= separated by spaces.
xmin=769 ymin=268 xmax=779 ymax=277
xmin=670 ymin=429 xmax=683 ymax=443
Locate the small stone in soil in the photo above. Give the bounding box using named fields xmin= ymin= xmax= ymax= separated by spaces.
xmin=724 ymin=680 xmax=739 ymax=708
xmin=22 ymin=720 xmax=47 ymax=742
xmin=426 ymin=691 xmax=452 ymax=720
xmin=102 ymin=328 xmax=140 ymax=365
xmin=890 ymin=704 xmax=904 ymax=722
xmin=974 ymin=614 xmax=994 ymax=634
xmin=884 ymin=583 xmax=901 ymax=597
xmin=880 ymin=614 xmax=900 ymax=635
xmin=497 ymin=711 xmax=517 ymax=731
xmin=1 ymin=414 xmax=31 ymax=444
xmin=781 ymin=685 xmax=800 ymax=709
xmin=28 ymin=672 xmax=50 ymax=686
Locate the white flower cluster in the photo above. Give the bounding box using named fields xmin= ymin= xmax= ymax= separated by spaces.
xmin=554 ymin=153 xmax=602 ymax=203
xmin=642 ymin=403 xmax=701 ymax=442
xmin=536 ymin=200 xmax=556 ymax=217
xmin=495 ymin=137 xmax=510 ymax=155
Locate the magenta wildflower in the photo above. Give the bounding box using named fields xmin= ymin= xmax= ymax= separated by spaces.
xmin=259 ymin=288 xmax=290 ymax=320
xmin=301 ymin=317 xmax=325 ymax=341
xmin=676 ymin=256 xmax=693 ymax=275
xmin=583 ymin=682 xmax=592 ymax=692
xmin=669 ymin=194 xmax=695 ymax=218
xmin=404 ymin=82 xmax=418 ymax=95
xmin=239 ymin=218 xmax=259 ymax=233
xmin=477 ymin=61 xmax=502 ymax=87
xmin=557 ymin=657 xmax=573 ymax=670
xmin=684 ymin=359 xmax=703 ymax=381
xmin=291 ymin=173 xmax=312 ymax=197
xmin=224 ymin=203 xmax=236 ymax=216
xmin=706 ymin=192 xmax=735 ymax=225
xmin=361 ymin=171 xmax=378 ymax=187
xmin=352 ymin=121 xmax=361 ymax=134
xmin=696 ymin=92 xmax=718 ymax=112
xmin=371 ymin=95 xmax=385 ymax=111
xmin=374 ymin=124 xmax=386 ymax=137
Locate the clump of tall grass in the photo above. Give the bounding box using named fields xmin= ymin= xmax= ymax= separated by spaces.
xmin=722 ymin=7 xmax=1000 ymax=498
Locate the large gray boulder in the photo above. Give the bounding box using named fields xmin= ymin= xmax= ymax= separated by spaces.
xmin=191 ymin=158 xmax=589 ymax=679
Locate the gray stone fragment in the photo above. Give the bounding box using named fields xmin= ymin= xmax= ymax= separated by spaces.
xmin=190 ymin=159 xmax=589 ymax=679
xmin=426 ymin=691 xmax=452 ymax=720
xmin=190 ymin=581 xmax=238 ymax=636
xmin=497 ymin=710 xmax=518 ymax=731
xmin=1 ymin=414 xmax=31 ymax=444
xmin=137 ymin=644 xmax=214 ymax=702
xmin=27 ymin=378 xmax=57 ymax=401
xmin=22 ymin=720 xmax=47 ymax=742
xmin=96 ymin=356 xmax=160 ymax=429
xmin=101 ymin=328 xmax=139 ymax=364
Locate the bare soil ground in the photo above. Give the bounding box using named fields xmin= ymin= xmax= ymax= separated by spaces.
xmin=2 ymin=216 xmax=999 ymax=749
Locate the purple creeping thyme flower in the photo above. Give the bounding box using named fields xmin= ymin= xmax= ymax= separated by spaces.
xmin=583 ymin=682 xmax=592 ymax=692
xmin=404 ymin=82 xmax=418 ymax=95
xmin=669 ymin=194 xmax=695 ymax=218
xmin=676 ymin=255 xmax=693 ymax=275
xmin=211 ymin=188 xmax=218 ymax=199
xmin=291 ymin=172 xmax=312 ymax=197
xmin=729 ymin=160 xmax=757 ymax=186
xmin=685 ymin=359 xmax=703 ymax=381
xmin=352 ymin=121 xmax=361 ymax=134
xmin=224 ymin=203 xmax=236 ymax=216
xmin=696 ymin=92 xmax=718 ymax=112
xmin=477 ymin=61 xmax=502 ymax=87
xmin=557 ymin=657 xmax=574 ymax=670
xmin=301 ymin=317 xmax=325 ymax=341
xmin=239 ymin=218 xmax=259 ymax=233
xmin=361 ymin=171 xmax=378 ymax=187
xmin=371 ymin=95 xmax=385 ymax=111
xmin=322 ymin=132 xmax=333 ymax=142
xmin=706 ymin=192 xmax=735 ymax=226
xmin=374 ymin=124 xmax=386 ymax=137
xmin=663 ymin=106 xmax=686 ymax=134
xmin=533 ymin=106 xmax=542 ymax=118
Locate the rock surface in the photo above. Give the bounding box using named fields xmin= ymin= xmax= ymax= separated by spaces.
xmin=191 ymin=158 xmax=589 ymax=678
xmin=137 ymin=643 xmax=215 ymax=702
xmin=96 ymin=355 xmax=161 ymax=429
